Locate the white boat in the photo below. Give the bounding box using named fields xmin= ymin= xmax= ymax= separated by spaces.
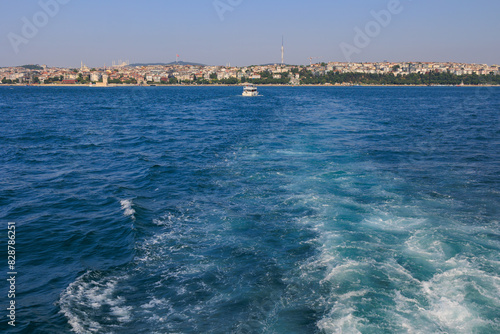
xmin=242 ymin=84 xmax=258 ymax=96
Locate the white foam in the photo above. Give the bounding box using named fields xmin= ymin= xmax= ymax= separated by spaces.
xmin=317 ymin=312 xmax=363 ymax=334
xmin=390 ymin=256 xmax=500 ymax=333
xmin=427 ymin=297 xmax=475 ymax=329
xmin=320 ymin=259 xmax=366 ymax=284
xmin=59 ymin=272 xmax=132 ymax=333
xmin=391 ymin=291 xmax=438 ymax=334
xmin=111 ymin=305 xmax=133 ymax=322
xmin=383 ymin=260 xmax=421 ymax=285
xmin=424 ymin=263 xmax=500 ymax=313
xmin=404 ymin=230 xmax=449 ymax=263
xmin=363 ymin=215 xmax=425 ymax=232
xmin=307 ymin=218 xmax=500 ymax=333
xmin=152 ymin=212 xmax=176 ymax=226
xmin=141 ymin=297 xmax=168 ymax=309
xmin=120 ymin=199 xmax=136 ymax=220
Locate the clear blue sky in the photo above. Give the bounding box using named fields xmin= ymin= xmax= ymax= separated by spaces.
xmin=1 ymin=0 xmax=499 ymax=67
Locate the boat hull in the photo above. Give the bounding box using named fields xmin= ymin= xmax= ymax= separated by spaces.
xmin=242 ymin=91 xmax=258 ymax=97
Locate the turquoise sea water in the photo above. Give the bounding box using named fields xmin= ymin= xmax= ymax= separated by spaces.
xmin=0 ymin=86 xmax=499 ymax=333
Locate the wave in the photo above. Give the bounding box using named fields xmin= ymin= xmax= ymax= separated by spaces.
xmin=306 ymin=210 xmax=500 ymax=333
xmin=44 ymin=87 xmax=500 ymax=333
xmin=59 ymin=271 xmax=132 ymax=333
xmin=120 ymin=199 xmax=136 ymax=220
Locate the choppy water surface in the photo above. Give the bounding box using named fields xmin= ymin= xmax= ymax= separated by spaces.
xmin=0 ymin=86 xmax=499 ymax=333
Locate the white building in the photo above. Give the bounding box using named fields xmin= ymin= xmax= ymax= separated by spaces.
xmin=90 ymin=72 xmax=101 ymax=82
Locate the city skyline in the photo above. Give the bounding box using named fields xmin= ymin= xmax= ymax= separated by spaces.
xmin=2 ymin=0 xmax=500 ymax=68
xmin=3 ymin=60 xmax=498 ymax=87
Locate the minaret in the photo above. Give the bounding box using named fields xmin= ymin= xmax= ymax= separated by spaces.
xmin=281 ymin=36 xmax=284 ymax=65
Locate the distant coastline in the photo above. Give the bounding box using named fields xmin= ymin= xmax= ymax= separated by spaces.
xmin=1 ymin=83 xmax=499 ymax=88
xmin=2 ymin=61 xmax=499 ymax=87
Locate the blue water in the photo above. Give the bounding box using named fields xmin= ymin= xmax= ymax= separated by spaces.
xmin=1 ymin=86 xmax=499 ymax=333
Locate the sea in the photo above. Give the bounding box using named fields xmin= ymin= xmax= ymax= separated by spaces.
xmin=0 ymin=86 xmax=499 ymax=333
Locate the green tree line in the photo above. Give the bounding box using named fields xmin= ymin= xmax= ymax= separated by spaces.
xmin=4 ymin=71 xmax=499 ymax=86
xmin=300 ymin=71 xmax=500 ymax=85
